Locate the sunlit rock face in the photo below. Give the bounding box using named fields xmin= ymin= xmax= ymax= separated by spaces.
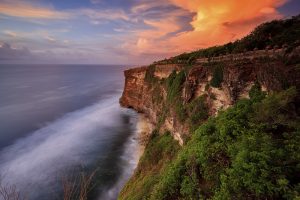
xmin=120 ymin=48 xmax=300 ymax=144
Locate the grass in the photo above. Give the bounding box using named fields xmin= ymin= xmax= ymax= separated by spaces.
xmin=62 ymin=169 xmax=97 ymax=200
xmin=0 ymin=184 xmax=25 ymax=200
xmin=0 ymin=169 xmax=98 ymax=200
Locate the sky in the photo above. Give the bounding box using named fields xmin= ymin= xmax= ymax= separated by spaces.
xmin=0 ymin=0 xmax=299 ymax=65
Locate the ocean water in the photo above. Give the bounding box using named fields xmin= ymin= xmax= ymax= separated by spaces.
xmin=0 ymin=65 xmax=139 ymax=200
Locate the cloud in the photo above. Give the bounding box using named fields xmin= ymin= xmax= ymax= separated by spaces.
xmin=76 ymin=8 xmax=130 ymax=21
xmin=0 ymin=0 xmax=291 ymax=64
xmin=167 ymin=0 xmax=286 ymax=49
xmin=0 ymin=0 xmax=69 ymax=19
xmin=0 ymin=0 xmax=129 ymax=22
xmin=3 ymin=30 xmax=17 ymax=38
xmin=90 ymin=0 xmax=102 ymax=5
xmin=117 ymin=0 xmax=288 ymax=63
xmin=0 ymin=42 xmax=32 ymax=60
xmin=45 ymin=36 xmax=57 ymax=43
xmin=131 ymin=1 xmax=171 ymax=13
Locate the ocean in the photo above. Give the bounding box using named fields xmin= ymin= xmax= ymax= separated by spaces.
xmin=0 ymin=65 xmax=139 ymax=200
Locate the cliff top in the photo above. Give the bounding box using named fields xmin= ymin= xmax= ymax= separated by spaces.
xmin=154 ymin=14 xmax=300 ymax=65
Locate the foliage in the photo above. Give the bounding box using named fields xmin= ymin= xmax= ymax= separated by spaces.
xmin=210 ymin=65 xmax=224 ymax=88
xmin=165 ymin=70 xmax=188 ymax=122
xmin=120 ymin=87 xmax=300 ymax=200
xmin=153 ymin=87 xmax=299 ymax=200
xmin=249 ymin=81 xmax=266 ymax=102
xmin=145 ymin=65 xmax=158 ymax=84
xmin=175 ymin=103 xmax=187 ymax=123
xmin=119 ymin=15 xmax=300 ymax=200
xmin=152 ymin=84 xmax=163 ymax=104
xmin=164 ymin=70 xmax=210 ymax=125
xmin=118 ymin=132 xmax=180 ymax=200
xmin=157 ymin=106 xmax=168 ymax=129
xmin=166 ymin=70 xmax=186 ymax=102
xmin=166 ymin=70 xmax=177 ymax=89
xmin=187 ymin=95 xmax=209 ymax=130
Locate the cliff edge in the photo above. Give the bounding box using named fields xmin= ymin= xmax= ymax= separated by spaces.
xmin=120 ymin=47 xmax=300 ymax=144
xmin=118 ymin=15 xmax=300 ymax=200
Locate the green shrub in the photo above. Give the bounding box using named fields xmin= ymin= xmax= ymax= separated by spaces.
xmin=249 ymin=81 xmax=266 ymax=102
xmin=130 ymin=87 xmax=300 ymax=200
xmin=187 ymin=95 xmax=209 ymax=130
xmin=118 ymin=132 xmax=180 ymax=200
xmin=152 ymin=84 xmax=163 ymax=104
xmin=175 ymin=102 xmax=187 ymax=123
xmin=166 ymin=70 xmax=186 ymax=102
xmin=210 ymin=65 xmax=223 ymax=88
xmin=165 ymin=70 xmax=188 ymax=122
xmin=145 ymin=65 xmax=157 ymax=84
xmin=166 ymin=70 xmax=177 ymax=89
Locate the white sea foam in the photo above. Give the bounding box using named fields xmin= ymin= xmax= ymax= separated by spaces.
xmin=98 ymin=114 xmax=151 ymax=200
xmin=0 ymin=95 xmax=130 ymax=199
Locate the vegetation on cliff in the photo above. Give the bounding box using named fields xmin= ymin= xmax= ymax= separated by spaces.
xmin=119 ymin=14 xmax=300 ymax=200
xmin=119 ymin=86 xmax=300 ymax=200
xmin=151 ymin=69 xmax=209 ymax=130
xmin=209 ymin=64 xmax=224 ymax=88
xmin=166 ymin=70 xmax=187 ymax=123
xmin=119 ymin=132 xmax=180 ymax=200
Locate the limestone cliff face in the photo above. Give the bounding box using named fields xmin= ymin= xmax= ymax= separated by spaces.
xmin=120 ymin=49 xmax=300 ymax=144
xmin=119 ymin=66 xmax=148 ymax=112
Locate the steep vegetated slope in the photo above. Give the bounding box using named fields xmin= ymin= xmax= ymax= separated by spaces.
xmin=119 ymin=15 xmax=300 ymax=200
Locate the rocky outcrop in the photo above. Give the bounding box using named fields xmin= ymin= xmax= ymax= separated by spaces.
xmin=120 ymin=49 xmax=300 ymax=144
xmin=120 ymin=66 xmax=148 ymax=112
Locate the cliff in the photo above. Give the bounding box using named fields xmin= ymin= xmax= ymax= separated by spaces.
xmin=118 ymin=15 xmax=300 ymax=200
xmin=120 ymin=47 xmax=300 ymax=144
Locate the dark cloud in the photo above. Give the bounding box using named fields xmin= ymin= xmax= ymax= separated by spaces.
xmin=0 ymin=42 xmax=32 ymax=61
xmin=278 ymin=0 xmax=300 ymax=17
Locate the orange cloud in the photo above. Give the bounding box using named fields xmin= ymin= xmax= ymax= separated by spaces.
xmin=172 ymin=0 xmax=285 ymax=32
xmin=124 ymin=0 xmax=288 ymax=61
xmin=0 ymin=0 xmax=69 ymax=19
xmin=172 ymin=0 xmax=286 ymax=51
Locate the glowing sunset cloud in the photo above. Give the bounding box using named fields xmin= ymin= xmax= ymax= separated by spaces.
xmin=171 ymin=0 xmax=286 ymax=46
xmin=126 ymin=0 xmax=287 ymax=58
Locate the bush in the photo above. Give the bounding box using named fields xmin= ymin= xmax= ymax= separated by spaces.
xmin=249 ymin=81 xmax=266 ymax=102
xmin=187 ymin=95 xmax=209 ymax=130
xmin=118 ymin=132 xmax=180 ymax=200
xmin=166 ymin=70 xmax=186 ymax=102
xmin=175 ymin=103 xmax=187 ymax=123
xmin=166 ymin=70 xmax=177 ymax=89
xmin=128 ymin=87 xmax=300 ymax=200
xmin=145 ymin=65 xmax=157 ymax=84
xmin=210 ymin=65 xmax=223 ymax=88
xmin=152 ymin=84 xmax=163 ymax=104
xmin=165 ymin=70 xmax=188 ymax=122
